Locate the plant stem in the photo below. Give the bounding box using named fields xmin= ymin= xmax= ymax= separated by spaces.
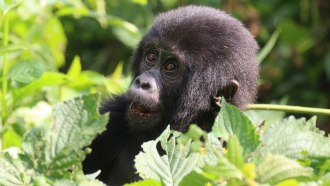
xmin=1 ymin=12 xmax=9 ymax=124
xmin=247 ymin=104 xmax=330 ymax=116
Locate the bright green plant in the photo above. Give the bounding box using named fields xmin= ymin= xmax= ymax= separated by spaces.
xmin=0 ymin=0 xmax=132 ymax=150
xmin=0 ymin=94 xmax=108 ymax=185
xmin=0 ymin=95 xmax=329 ymax=186
xmin=130 ymin=101 xmax=330 ymax=186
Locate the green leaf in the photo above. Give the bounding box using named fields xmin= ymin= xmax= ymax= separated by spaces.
xmin=2 ymin=128 xmax=22 ymax=149
xmin=105 ymin=76 xmax=132 ymax=95
xmin=8 ymin=61 xmax=47 ymax=87
xmin=67 ymin=71 xmax=105 ymax=89
xmin=44 ymin=16 xmax=67 ymax=67
xmin=132 ymin=0 xmax=148 ymax=6
xmin=212 ymin=100 xmax=259 ymax=156
xmin=179 ymin=171 xmax=211 ymax=186
xmin=21 ymin=94 xmax=108 ymax=178
xmin=67 ymin=56 xmax=82 ymax=78
xmin=0 ymin=44 xmax=27 ymax=55
xmin=53 ymin=178 xmax=106 ymax=186
xmin=256 ymin=154 xmax=313 ymax=185
xmin=274 ymin=179 xmax=299 ymax=186
xmin=201 ymin=156 xmax=244 ymax=181
xmin=0 ymin=153 xmax=28 ymax=185
xmin=13 ymin=72 xmax=67 ymax=101
xmin=45 ymin=94 xmax=108 ymax=176
xmin=255 ymin=116 xmax=330 ymax=159
xmin=244 ymin=109 xmax=285 ymax=127
xmin=107 ymin=17 xmax=142 ymax=48
xmin=124 ymin=179 xmax=163 ymax=186
xmin=135 ymin=127 xmax=200 ymax=186
xmin=111 ymin=62 xmax=124 ymax=80
xmin=55 ymin=7 xmax=90 ymax=17
xmin=226 ymin=135 xmax=244 ymax=169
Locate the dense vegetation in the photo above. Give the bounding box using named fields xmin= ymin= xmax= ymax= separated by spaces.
xmin=1 ymin=94 xmax=329 ymax=185
xmin=0 ymin=0 xmax=329 ymax=185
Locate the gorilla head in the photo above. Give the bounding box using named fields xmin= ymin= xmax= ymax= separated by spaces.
xmin=127 ymin=6 xmax=259 ymax=133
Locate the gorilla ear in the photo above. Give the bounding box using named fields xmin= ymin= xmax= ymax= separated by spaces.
xmin=224 ymin=80 xmax=239 ymax=102
xmin=213 ymin=80 xmax=239 ymax=107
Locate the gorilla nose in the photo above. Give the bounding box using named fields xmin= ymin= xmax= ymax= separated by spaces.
xmin=134 ymin=78 xmax=151 ymax=90
xmin=132 ymin=73 xmax=157 ymax=92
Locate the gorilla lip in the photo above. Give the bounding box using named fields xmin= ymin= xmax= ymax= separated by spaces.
xmin=130 ymin=101 xmax=159 ymax=117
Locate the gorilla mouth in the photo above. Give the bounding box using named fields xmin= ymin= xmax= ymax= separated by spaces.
xmin=130 ymin=101 xmax=159 ymax=118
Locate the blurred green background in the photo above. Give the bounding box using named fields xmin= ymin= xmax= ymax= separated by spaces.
xmin=63 ymin=0 xmax=330 ymax=109
xmin=62 ymin=0 xmax=330 ymax=128
xmin=0 ymin=0 xmax=329 ymax=149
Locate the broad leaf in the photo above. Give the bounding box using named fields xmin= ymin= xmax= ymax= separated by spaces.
xmin=212 ymin=100 xmax=259 ymax=156
xmin=6 ymin=94 xmax=109 ymax=183
xmin=0 ymin=153 xmax=27 ymax=186
xmin=255 ymin=116 xmax=330 ymax=159
xmin=256 ymin=154 xmax=313 ymax=185
xmin=46 ymin=94 xmax=108 ymax=176
xmin=135 ymin=127 xmax=200 ymax=186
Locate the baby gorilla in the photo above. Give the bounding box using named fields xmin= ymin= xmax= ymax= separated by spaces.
xmin=83 ymin=5 xmax=259 ymax=185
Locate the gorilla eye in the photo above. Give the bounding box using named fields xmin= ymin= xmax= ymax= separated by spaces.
xmin=146 ymin=52 xmax=157 ymax=62
xmin=164 ymin=62 xmax=177 ymax=71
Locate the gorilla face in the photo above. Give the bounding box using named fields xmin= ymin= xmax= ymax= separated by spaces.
xmin=127 ymin=40 xmax=187 ymax=131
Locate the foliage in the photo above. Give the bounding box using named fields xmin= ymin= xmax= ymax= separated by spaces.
xmin=1 ymin=96 xmax=329 ymax=186
xmin=131 ymin=101 xmax=330 ymax=186
xmin=0 ymin=0 xmax=131 ymax=150
xmin=0 ymin=94 xmax=108 ymax=185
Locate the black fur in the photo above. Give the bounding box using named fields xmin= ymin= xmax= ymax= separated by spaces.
xmin=83 ymin=5 xmax=259 ymax=185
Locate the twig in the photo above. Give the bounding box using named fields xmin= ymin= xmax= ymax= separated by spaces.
xmin=247 ymin=104 xmax=330 ymax=116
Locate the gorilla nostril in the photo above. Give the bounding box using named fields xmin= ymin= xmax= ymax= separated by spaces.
xmin=141 ymin=82 xmax=151 ymax=90
xmin=135 ymin=78 xmax=140 ymax=85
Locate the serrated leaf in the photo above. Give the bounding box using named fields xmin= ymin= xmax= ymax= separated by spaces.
xmin=46 ymin=94 xmax=108 ymax=175
xmin=0 ymin=153 xmax=30 ymax=185
xmin=244 ymin=109 xmax=285 ymax=127
xmin=1 ymin=94 xmax=108 ymax=184
xmin=212 ymin=100 xmax=259 ymax=156
xmin=135 ymin=127 xmax=200 ymax=186
xmin=255 ymin=116 xmax=330 ymax=159
xmin=53 ymin=178 xmax=106 ymax=186
xmin=22 ymin=128 xmax=48 ymax=168
xmin=256 ymin=154 xmax=313 ymax=185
